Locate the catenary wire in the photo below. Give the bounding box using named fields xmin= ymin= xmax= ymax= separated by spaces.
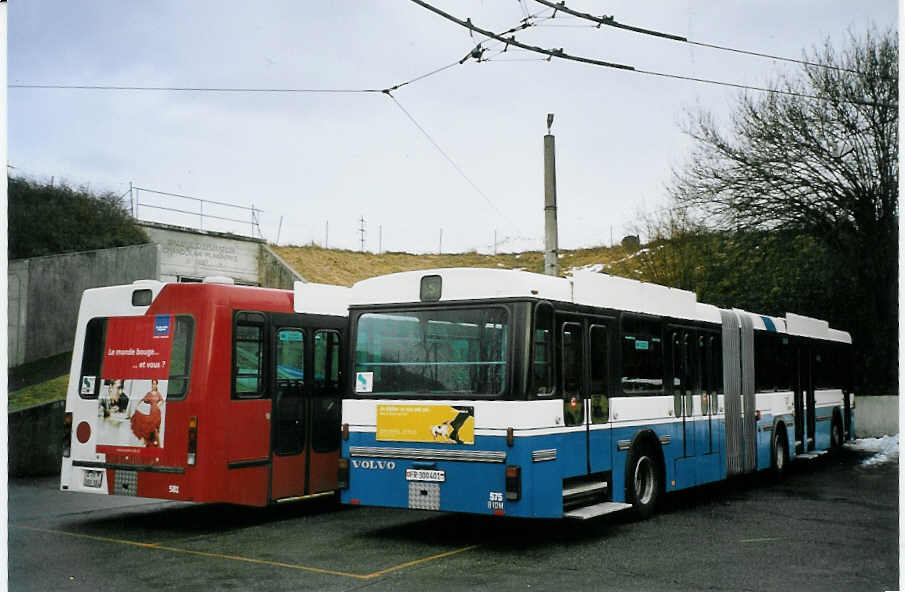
xmin=386 ymin=93 xmax=515 ymax=227
xmin=530 ymin=0 xmax=881 ymax=78
xmin=409 ymin=0 xmax=894 ymax=108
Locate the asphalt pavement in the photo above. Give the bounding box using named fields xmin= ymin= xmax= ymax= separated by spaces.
xmin=8 ymin=446 xmax=898 ymax=591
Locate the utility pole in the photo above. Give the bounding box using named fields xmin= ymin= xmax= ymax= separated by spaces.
xmin=543 ymin=113 xmax=560 ymax=277
xmin=359 ymin=216 xmax=366 ymax=252
xmin=129 ymin=181 xmax=134 ymax=217
xmin=325 ymin=220 xmax=329 ymax=248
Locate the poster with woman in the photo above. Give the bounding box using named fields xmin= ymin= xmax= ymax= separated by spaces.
xmin=96 ymin=315 xmax=173 ymax=449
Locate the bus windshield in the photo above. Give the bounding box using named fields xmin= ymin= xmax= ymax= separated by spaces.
xmin=354 ymin=307 xmax=509 ymax=396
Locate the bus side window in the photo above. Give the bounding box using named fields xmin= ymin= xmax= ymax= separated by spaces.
xmin=167 ymin=316 xmax=194 ymax=400
xmin=532 ymin=303 xmax=554 ymax=396
xmin=314 ymin=330 xmax=342 ymax=395
xmin=620 ymin=314 xmax=664 ymax=395
xmin=589 ymin=324 xmax=608 ymax=423
xmin=233 ymin=312 xmax=267 ymax=398
xmin=79 ymin=317 xmax=107 ymax=399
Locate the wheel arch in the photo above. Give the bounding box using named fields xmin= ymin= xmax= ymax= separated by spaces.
xmin=625 ymin=428 xmax=666 ymax=498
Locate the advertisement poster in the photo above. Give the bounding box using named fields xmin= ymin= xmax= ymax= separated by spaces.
xmin=377 ymin=405 xmax=475 ymax=445
xmin=96 ymin=315 xmax=174 ymax=449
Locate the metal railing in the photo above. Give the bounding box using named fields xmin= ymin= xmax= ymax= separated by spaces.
xmin=132 ymin=185 xmax=263 ymax=238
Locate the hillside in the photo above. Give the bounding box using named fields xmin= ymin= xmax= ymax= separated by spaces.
xmin=271 ymin=244 xmax=627 ymax=286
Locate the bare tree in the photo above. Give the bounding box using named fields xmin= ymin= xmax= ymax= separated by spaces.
xmin=671 ymin=29 xmax=897 ymax=392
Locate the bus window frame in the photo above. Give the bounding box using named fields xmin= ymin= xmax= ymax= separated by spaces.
xmin=618 ymin=312 xmax=666 ymax=397
xmin=349 ymin=302 xmax=515 ymax=400
xmin=78 ymin=317 xmax=108 ymax=399
xmin=314 ymin=328 xmax=343 ymax=396
xmin=531 ymin=301 xmax=556 ymax=398
xmin=232 ymin=310 xmax=269 ymax=399
xmin=165 ymin=315 xmax=195 ymax=401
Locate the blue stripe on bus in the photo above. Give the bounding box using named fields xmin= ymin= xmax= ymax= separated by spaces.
xmin=761 ymin=316 xmax=777 ymax=332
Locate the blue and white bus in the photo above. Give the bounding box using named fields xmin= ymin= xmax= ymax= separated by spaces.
xmin=339 ymin=268 xmax=854 ymax=519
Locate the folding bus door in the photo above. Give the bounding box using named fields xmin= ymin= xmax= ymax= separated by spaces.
xmin=270 ymin=323 xmax=308 ymax=500
xmin=559 ymin=319 xmax=588 ymax=477
xmin=587 ymin=321 xmax=613 ymax=475
xmin=306 ymin=329 xmax=342 ymax=494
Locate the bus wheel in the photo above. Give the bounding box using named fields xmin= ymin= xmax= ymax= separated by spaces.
xmin=771 ymin=430 xmax=788 ymax=475
xmin=627 ymin=445 xmax=661 ymax=519
xmin=830 ymin=416 xmax=844 ymax=451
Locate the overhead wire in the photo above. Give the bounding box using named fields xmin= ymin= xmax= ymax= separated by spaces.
xmin=409 ymin=0 xmax=894 ymax=108
xmin=386 ymin=92 xmax=516 ymax=228
xmin=530 ymin=0 xmax=882 ymax=78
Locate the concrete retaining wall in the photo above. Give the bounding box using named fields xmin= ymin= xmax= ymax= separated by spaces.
xmin=8 ymin=243 xmax=158 ymax=368
xmin=260 ymin=245 xmax=306 ymax=289
xmin=9 ymin=400 xmax=65 ymax=477
xmin=854 ymin=395 xmax=899 ymax=438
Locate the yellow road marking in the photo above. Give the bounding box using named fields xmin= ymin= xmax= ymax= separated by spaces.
xmin=740 ymin=537 xmax=782 ymax=543
xmin=12 ymin=524 xmax=477 ymax=580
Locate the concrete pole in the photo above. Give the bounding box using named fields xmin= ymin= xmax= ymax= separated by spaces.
xmin=543 ymin=114 xmax=559 ymax=277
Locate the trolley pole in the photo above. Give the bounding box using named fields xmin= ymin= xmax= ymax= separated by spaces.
xmin=543 ymin=113 xmax=560 ymax=277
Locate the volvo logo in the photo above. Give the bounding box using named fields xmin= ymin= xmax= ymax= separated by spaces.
xmin=351 ymin=459 xmax=396 ymax=470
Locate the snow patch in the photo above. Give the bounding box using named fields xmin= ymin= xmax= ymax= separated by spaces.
xmin=565 ymin=263 xmax=604 ymax=277
xmin=845 ymin=435 xmax=899 ymax=466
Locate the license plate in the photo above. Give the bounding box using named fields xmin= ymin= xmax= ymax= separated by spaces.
xmin=406 ymin=469 xmax=445 ymax=482
xmin=83 ymin=470 xmax=103 ymax=488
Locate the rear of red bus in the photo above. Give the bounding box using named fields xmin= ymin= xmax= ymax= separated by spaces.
xmin=60 ymin=280 xmax=347 ymax=506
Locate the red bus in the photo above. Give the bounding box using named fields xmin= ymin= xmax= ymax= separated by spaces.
xmin=60 ymin=278 xmax=349 ymax=506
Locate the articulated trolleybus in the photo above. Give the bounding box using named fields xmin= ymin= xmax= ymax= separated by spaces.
xmin=61 ymin=278 xmax=350 ymax=506
xmin=339 ymin=268 xmax=854 ymax=519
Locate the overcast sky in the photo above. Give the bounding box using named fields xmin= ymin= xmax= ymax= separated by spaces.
xmin=8 ymin=1 xmax=896 ymax=253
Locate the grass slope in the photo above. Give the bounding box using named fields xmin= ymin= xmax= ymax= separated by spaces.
xmin=9 ymin=375 xmax=69 ymax=412
xmin=272 ymin=244 xmax=625 ymax=286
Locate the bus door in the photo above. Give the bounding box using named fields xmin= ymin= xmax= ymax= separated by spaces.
xmin=587 ymin=321 xmax=613 ymax=475
xmin=793 ymin=341 xmax=814 ymax=454
xmin=560 ymin=319 xmax=588 ymax=476
xmin=305 ymin=329 xmax=342 ymax=493
xmin=671 ymin=329 xmax=697 ymax=459
xmin=270 ymin=323 xmax=308 ymax=500
xmin=270 ymin=321 xmax=343 ymax=500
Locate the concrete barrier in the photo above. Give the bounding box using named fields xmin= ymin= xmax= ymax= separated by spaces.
xmin=9 ymin=400 xmax=64 ymax=477
xmin=854 ymin=395 xmax=899 ymax=438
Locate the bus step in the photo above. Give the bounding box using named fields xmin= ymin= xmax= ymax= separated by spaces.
xmin=563 ymin=481 xmax=607 ymax=498
xmin=564 ymin=502 xmax=633 ymax=520
xmin=797 ymin=450 xmax=826 ymax=460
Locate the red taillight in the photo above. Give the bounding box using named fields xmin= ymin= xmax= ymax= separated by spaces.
xmin=187 ymin=416 xmax=198 ymax=466
xmin=76 ymin=422 xmax=92 ymax=443
xmin=342 ymin=423 xmax=350 ymax=441
xmin=505 ymin=465 xmax=521 ymax=501
xmin=62 ymin=412 xmax=73 ymax=458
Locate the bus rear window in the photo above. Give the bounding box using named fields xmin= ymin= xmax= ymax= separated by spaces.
xmin=167 ymin=316 xmax=194 ymax=400
xmin=354 ymin=307 xmax=509 ymax=396
xmin=78 ymin=317 xmax=107 ymax=398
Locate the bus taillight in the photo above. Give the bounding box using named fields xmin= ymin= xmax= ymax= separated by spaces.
xmin=62 ymin=412 xmax=73 ymax=458
xmin=187 ymin=416 xmax=198 ymax=466
xmin=505 ymin=465 xmax=521 ymax=501
xmin=342 ymin=423 xmax=350 ymax=441
xmin=338 ymin=457 xmax=350 ymax=489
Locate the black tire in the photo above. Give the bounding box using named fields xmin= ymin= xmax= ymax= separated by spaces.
xmin=626 ymin=443 xmax=662 ymax=519
xmin=771 ymin=429 xmax=788 ymax=476
xmin=830 ymin=415 xmax=844 ymax=451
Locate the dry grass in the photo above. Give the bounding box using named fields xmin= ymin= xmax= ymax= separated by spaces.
xmin=272 ymin=244 xmax=628 ymax=286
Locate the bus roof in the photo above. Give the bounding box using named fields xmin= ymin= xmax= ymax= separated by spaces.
xmin=350 ymin=267 xmax=851 ymax=344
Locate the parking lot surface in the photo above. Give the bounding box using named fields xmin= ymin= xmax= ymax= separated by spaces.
xmin=9 ymin=447 xmax=897 ymax=591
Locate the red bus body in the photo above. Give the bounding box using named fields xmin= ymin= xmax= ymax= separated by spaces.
xmin=61 ymin=280 xmax=348 ymax=506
